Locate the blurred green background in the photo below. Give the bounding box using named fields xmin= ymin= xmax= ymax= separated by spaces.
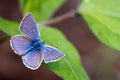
xmin=0 ymin=0 xmax=120 ymax=80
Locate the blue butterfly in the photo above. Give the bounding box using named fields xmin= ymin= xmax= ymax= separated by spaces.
xmin=10 ymin=13 xmax=65 ymax=70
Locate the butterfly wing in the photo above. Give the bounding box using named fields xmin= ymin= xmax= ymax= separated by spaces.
xmin=10 ymin=35 xmax=32 ymax=55
xmin=41 ymin=45 xmax=65 ymax=63
xmin=22 ymin=50 xmax=43 ymax=70
xmin=20 ymin=13 xmax=40 ymax=40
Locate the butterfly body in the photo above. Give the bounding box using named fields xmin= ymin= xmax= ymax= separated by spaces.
xmin=23 ymin=40 xmax=44 ymax=56
xmin=32 ymin=40 xmax=44 ymax=49
xmin=10 ymin=13 xmax=65 ymax=70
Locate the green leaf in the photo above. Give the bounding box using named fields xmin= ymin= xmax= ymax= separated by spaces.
xmin=19 ymin=0 xmax=28 ymax=11
xmin=39 ymin=26 xmax=89 ymax=80
xmin=79 ymin=0 xmax=120 ymax=51
xmin=0 ymin=17 xmax=19 ymax=36
xmin=19 ymin=0 xmax=65 ymax=21
xmin=0 ymin=17 xmax=89 ymax=80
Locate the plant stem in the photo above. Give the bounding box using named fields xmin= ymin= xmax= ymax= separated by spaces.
xmin=38 ymin=10 xmax=80 ymax=26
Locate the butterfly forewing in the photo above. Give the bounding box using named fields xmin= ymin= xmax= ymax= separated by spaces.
xmin=22 ymin=50 xmax=43 ymax=70
xmin=41 ymin=45 xmax=64 ymax=63
xmin=20 ymin=13 xmax=40 ymax=40
xmin=10 ymin=35 xmax=32 ymax=55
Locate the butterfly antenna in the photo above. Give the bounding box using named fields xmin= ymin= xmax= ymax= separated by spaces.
xmin=41 ymin=27 xmax=45 ymax=43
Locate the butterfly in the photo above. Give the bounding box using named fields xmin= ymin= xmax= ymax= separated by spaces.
xmin=10 ymin=13 xmax=65 ymax=70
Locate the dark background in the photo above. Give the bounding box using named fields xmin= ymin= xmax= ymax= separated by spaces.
xmin=0 ymin=0 xmax=120 ymax=80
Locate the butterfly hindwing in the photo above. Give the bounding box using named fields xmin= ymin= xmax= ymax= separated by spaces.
xmin=41 ymin=45 xmax=64 ymax=63
xmin=22 ymin=50 xmax=43 ymax=70
xmin=20 ymin=13 xmax=40 ymax=40
xmin=10 ymin=35 xmax=32 ymax=55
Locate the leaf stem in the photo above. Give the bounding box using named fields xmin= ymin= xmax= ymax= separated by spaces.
xmin=38 ymin=10 xmax=80 ymax=26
